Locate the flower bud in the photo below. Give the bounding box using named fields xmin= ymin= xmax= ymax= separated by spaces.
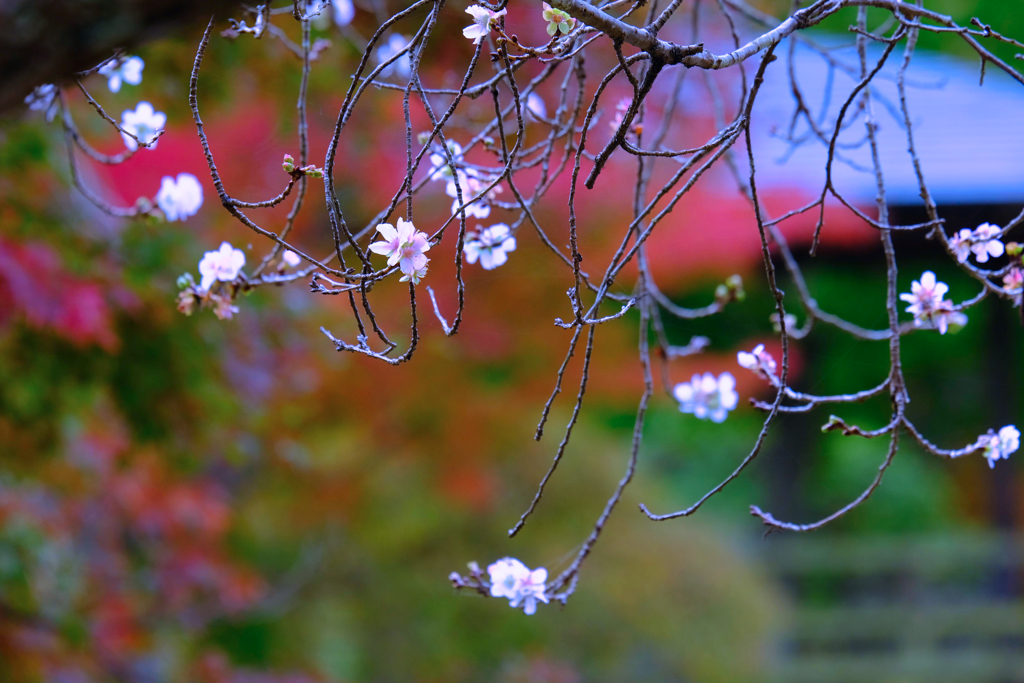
xmin=282 ymin=154 xmax=295 ymax=173
xmin=301 ymin=164 xmax=323 ymax=178
xmin=176 ymin=272 xmax=196 ymax=290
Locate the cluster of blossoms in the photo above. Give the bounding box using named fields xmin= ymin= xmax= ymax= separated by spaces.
xmin=27 ymin=53 xmax=205 ymax=225
xmin=28 ymin=53 xmax=213 ymax=326
xmin=673 ymin=372 xmax=739 ymax=423
xmin=198 ymin=242 xmax=246 ymax=293
xmin=464 ymin=224 xmax=517 ymax=270
xmin=177 ymin=242 xmax=248 ymax=319
xmin=428 ymin=139 xmax=503 ymax=220
xmin=737 ymin=342 xmax=1015 ymax=471
xmin=459 ymin=3 xmax=576 ymax=46
xmin=980 ymin=426 xmax=1021 ymax=468
xmin=900 ymin=271 xmax=966 ymax=334
xmin=1002 ymin=242 xmax=1024 ymax=294
xmin=487 ymin=558 xmax=549 ymax=615
xmin=950 ymin=223 xmax=1005 ymax=264
xmin=369 ymin=217 xmax=432 ymax=284
xmin=423 ymin=139 xmax=516 ymax=270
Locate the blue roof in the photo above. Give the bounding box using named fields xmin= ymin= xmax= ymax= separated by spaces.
xmin=743 ymin=38 xmax=1024 ymax=206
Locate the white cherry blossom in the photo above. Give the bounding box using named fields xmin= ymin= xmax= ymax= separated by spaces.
xmin=526 ymin=92 xmax=547 ymax=120
xmin=487 ymin=557 xmax=549 ymax=615
xmin=25 ymin=84 xmax=59 ymax=122
xmin=673 ymin=372 xmax=738 ymax=423
xmin=981 ymin=426 xmax=1020 ymax=468
xmin=448 ymin=173 xmax=501 ymax=220
xmin=332 ymin=0 xmax=355 ymax=26
xmin=463 ymin=5 xmax=506 ymax=44
xmin=98 ymin=56 xmax=144 ymax=93
xmin=156 ymin=173 xmax=203 ymax=222
xmin=428 ymin=140 xmax=464 ymax=180
xmin=969 ymin=223 xmax=1005 ymax=263
xmin=464 ymin=224 xmax=516 ymax=270
xmin=377 ymin=34 xmax=412 ymax=80
xmin=121 ymin=102 xmax=166 ymax=151
xmin=198 ymin=242 xmax=246 ymax=292
xmin=737 ymin=344 xmax=777 ymax=380
xmin=368 ymin=217 xmax=431 ymax=281
xmin=282 ymin=250 xmax=302 ymax=267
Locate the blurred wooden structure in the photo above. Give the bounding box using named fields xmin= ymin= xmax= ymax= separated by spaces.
xmin=765 ymin=533 xmax=1024 ymax=683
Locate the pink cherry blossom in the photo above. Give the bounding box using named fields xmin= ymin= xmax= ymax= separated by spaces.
xmin=609 ymin=97 xmax=630 ymax=132
xmin=949 ymin=229 xmax=973 ymax=263
xmin=368 ymin=217 xmax=431 ymax=282
xmin=900 ymin=271 xmax=964 ymax=333
xmin=1003 ymin=268 xmax=1023 ymax=293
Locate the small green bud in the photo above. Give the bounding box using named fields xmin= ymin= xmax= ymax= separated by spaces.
xmin=417 ymin=131 xmax=432 ymax=145
xmin=1007 ymin=242 xmax=1022 ymax=257
xmin=176 ymin=272 xmax=196 ymax=290
xmin=282 ymin=154 xmax=295 ymax=173
xmin=715 ymin=284 xmax=728 ymax=300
